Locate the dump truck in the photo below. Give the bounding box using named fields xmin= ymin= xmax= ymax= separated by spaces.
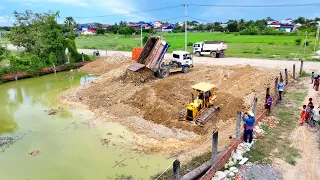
xmin=179 ymin=82 xmax=220 ymax=126
xmin=128 ymin=37 xmax=193 ymax=78
xmin=193 ymin=41 xmax=227 ymax=58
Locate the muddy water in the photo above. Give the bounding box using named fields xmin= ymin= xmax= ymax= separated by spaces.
xmin=0 ymin=72 xmax=171 ymax=180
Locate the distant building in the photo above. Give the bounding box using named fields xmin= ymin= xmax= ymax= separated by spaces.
xmin=267 ymin=22 xmax=294 ymax=32
xmin=162 ymin=25 xmax=174 ymax=32
xmin=102 ymin=24 xmax=110 ymax=30
xmin=154 ymin=20 xmax=162 ymax=28
xmin=267 ymin=19 xmax=277 ymax=25
xmin=79 ymin=24 xmax=89 ymax=31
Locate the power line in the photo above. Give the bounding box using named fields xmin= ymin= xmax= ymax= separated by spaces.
xmin=188 ymin=16 xmax=212 ymax=23
xmin=60 ymin=4 xmax=183 ymax=19
xmin=188 ymin=3 xmax=320 ymax=8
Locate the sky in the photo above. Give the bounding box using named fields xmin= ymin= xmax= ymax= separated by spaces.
xmin=0 ymin=0 xmax=320 ymax=26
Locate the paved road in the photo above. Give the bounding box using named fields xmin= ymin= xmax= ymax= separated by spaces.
xmin=6 ymin=45 xmax=320 ymax=72
xmin=78 ymin=48 xmax=320 ymax=73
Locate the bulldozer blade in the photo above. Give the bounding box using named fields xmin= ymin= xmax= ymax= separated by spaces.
xmin=196 ymin=107 xmax=217 ymax=126
xmin=127 ymin=63 xmax=146 ymax=72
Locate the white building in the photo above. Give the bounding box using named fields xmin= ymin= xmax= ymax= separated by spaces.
xmin=154 ymin=21 xmax=162 ymax=28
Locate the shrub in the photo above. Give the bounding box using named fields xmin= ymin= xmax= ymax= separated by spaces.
xmin=268 ymin=42 xmax=275 ymax=45
xmin=143 ymin=36 xmax=149 ymax=44
xmin=187 ymin=42 xmax=193 ymax=46
xmin=295 ymin=39 xmax=302 ymax=45
xmin=306 ymin=40 xmax=311 ymax=46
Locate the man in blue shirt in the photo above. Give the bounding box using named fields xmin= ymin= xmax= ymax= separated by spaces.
xmin=278 ymin=79 xmax=285 ymax=101
xmin=242 ymin=111 xmax=256 ymax=144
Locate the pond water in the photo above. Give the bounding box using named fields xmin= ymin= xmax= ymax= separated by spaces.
xmin=0 ymin=72 xmax=171 ymax=180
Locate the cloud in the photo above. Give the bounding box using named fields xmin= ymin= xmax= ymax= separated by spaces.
xmin=0 ymin=15 xmax=15 ymax=26
xmin=97 ymin=0 xmax=153 ymax=21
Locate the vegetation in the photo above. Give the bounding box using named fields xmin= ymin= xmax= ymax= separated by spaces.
xmin=0 ymin=10 xmax=91 ymax=78
xmin=76 ymin=32 xmax=317 ymax=60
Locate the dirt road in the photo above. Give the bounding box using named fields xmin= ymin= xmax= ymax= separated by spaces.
xmin=77 ymin=48 xmax=320 ymax=73
xmin=275 ymin=80 xmax=320 ymax=180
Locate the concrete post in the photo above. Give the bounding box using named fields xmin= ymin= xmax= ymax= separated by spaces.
xmin=253 ymin=97 xmax=258 ymax=119
xmin=236 ymin=112 xmax=241 ymax=141
xmin=266 ymin=87 xmax=270 ymax=103
xmin=82 ymin=53 xmax=84 ymax=62
xmin=300 ymin=60 xmax=303 ymax=77
xmin=285 ymin=68 xmax=288 ymax=85
xmin=274 ymin=77 xmax=279 ymax=102
xmin=173 ymin=159 xmax=180 ymax=180
xmin=293 ymin=64 xmax=296 ymax=79
xmin=211 ymin=131 xmax=218 ymax=166
xmin=280 ymin=72 xmax=283 ymax=82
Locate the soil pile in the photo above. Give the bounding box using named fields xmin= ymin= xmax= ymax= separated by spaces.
xmin=119 ymin=68 xmax=156 ymax=85
xmin=69 ymin=63 xmax=277 ymax=135
xmin=80 ymin=54 xmax=132 ymax=75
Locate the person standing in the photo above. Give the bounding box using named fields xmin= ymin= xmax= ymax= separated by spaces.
xmin=265 ymin=94 xmax=273 ymax=114
xmin=278 ymin=79 xmax=285 ymax=101
xmin=300 ymin=105 xmax=307 ymax=126
xmin=311 ymin=72 xmax=315 ymax=84
xmin=242 ymin=111 xmax=256 ymax=145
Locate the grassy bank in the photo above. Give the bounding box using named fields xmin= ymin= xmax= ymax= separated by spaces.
xmin=75 ymin=32 xmax=318 ymax=60
xmin=248 ymin=81 xmax=307 ymax=165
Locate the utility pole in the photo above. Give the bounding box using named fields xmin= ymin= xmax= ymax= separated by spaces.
xmin=0 ymin=32 xmax=2 ymax=44
xmin=140 ymin=24 xmax=143 ymax=47
xmin=314 ymin=24 xmax=319 ymax=53
xmin=303 ymin=32 xmax=308 ymax=59
xmin=184 ymin=4 xmax=188 ymax=51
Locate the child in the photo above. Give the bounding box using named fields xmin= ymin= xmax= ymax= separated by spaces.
xmin=300 ymin=105 xmax=307 ymax=125
xmin=278 ymin=80 xmax=285 ymax=101
xmin=265 ymin=94 xmax=273 ymax=114
xmin=311 ymin=72 xmax=315 ymax=84
xmin=305 ymin=102 xmax=313 ymax=121
xmin=308 ymin=98 xmax=313 ymax=104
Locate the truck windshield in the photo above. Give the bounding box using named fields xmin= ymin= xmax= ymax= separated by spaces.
xmin=173 ymin=54 xmax=180 ymax=59
xmin=193 ymin=44 xmax=200 ymax=48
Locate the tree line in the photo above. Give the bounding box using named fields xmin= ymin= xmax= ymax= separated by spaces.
xmin=0 ymin=10 xmax=90 ymax=78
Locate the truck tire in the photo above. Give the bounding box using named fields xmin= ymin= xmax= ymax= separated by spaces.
xmin=210 ymin=52 xmax=216 ymax=58
xmin=182 ymin=66 xmax=189 ymax=73
xmin=195 ymin=52 xmax=201 ymax=57
xmin=159 ymin=69 xmax=169 ymax=78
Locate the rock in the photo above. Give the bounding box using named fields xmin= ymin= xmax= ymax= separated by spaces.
xmin=228 ymin=172 xmax=235 ymax=177
xmin=214 ymin=171 xmax=226 ymax=179
xmin=235 ymin=153 xmax=243 ymax=161
xmin=229 ymin=167 xmax=239 ymax=174
xmin=223 ymin=170 xmax=231 ymax=176
xmin=228 ymin=161 xmax=235 ymax=166
xmin=238 ymin=157 xmax=249 ymax=165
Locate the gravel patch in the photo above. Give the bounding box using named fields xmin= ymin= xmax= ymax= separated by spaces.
xmin=237 ymin=163 xmax=280 ymax=180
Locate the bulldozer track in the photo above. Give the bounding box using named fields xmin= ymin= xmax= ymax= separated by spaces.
xmin=196 ymin=107 xmax=216 ymax=126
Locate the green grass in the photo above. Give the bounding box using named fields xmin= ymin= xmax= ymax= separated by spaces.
xmin=248 ymin=85 xmax=307 ymax=165
xmin=75 ymin=32 xmax=318 ymax=60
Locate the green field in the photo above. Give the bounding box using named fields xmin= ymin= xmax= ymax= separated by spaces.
xmin=75 ymin=32 xmax=319 ymax=60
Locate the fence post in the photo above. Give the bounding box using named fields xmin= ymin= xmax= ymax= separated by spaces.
xmin=274 ymin=77 xmax=279 ymax=103
xmin=265 ymin=88 xmax=270 ymax=103
xmin=285 ymin=68 xmax=288 ymax=85
xmin=293 ymin=64 xmax=296 ymax=79
xmin=252 ymin=97 xmax=258 ymax=118
xmin=173 ymin=159 xmax=180 ymax=180
xmin=236 ymin=112 xmax=241 ymax=141
xmin=211 ymin=131 xmax=218 ymax=166
xmin=299 ymin=60 xmax=303 ymax=77
xmin=82 ymin=53 xmax=84 ymax=62
xmin=106 ymin=50 xmax=108 ymax=57
xmin=280 ymin=72 xmax=283 ymax=82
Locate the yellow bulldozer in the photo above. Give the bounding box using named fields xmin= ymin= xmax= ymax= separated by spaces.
xmin=179 ymin=82 xmax=220 ymax=126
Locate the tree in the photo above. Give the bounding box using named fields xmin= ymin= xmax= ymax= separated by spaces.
xmin=119 ymin=21 xmax=127 ymax=27
xmin=0 ymin=45 xmax=7 ymax=61
xmin=265 ymin=17 xmax=273 ymax=21
xmin=118 ymin=26 xmax=134 ymax=36
xmin=196 ymin=24 xmax=204 ymax=31
xmin=64 ymin=16 xmax=76 ymax=29
xmin=293 ymin=17 xmax=306 ymax=25
xmin=238 ymin=19 xmax=246 ymax=31
xmin=226 ymin=20 xmax=239 ymax=32
xmin=255 ymin=19 xmax=267 ymax=30
xmin=10 ymin=10 xmax=67 ymax=65
xmin=97 ymin=28 xmax=105 ymax=35
xmin=246 ymin=20 xmax=255 ymax=27
xmin=143 ymin=36 xmax=149 ymax=44
xmin=205 ymin=24 xmax=213 ymax=31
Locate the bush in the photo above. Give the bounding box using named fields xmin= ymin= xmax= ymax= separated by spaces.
xmin=295 ymin=39 xmax=302 ymax=45
xmin=0 ymin=66 xmax=11 ymax=76
xmin=187 ymin=42 xmax=193 ymax=46
xmin=306 ymin=40 xmax=311 ymax=46
xmin=240 ymin=26 xmax=260 ymax=35
xmin=143 ymin=36 xmax=149 ymax=44
xmin=268 ymin=42 xmax=275 ymax=45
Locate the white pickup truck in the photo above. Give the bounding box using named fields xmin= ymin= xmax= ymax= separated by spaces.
xmin=193 ymin=41 xmax=227 ymax=58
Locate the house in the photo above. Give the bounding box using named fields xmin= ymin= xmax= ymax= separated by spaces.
xmin=267 ymin=21 xmax=281 ymax=28
xmin=267 ymin=19 xmax=277 ymax=25
xmin=294 ymin=23 xmax=302 ymax=30
xmin=220 ymin=23 xmax=228 ymax=29
xmin=102 ymin=24 xmax=110 ymax=30
xmin=191 ymin=20 xmax=200 ymax=25
xmin=79 ymin=24 xmax=89 ymax=31
xmin=128 ymin=23 xmax=139 ymax=30
xmin=279 ymin=24 xmax=294 ymax=32
xmin=162 ymin=25 xmax=174 ymax=32
xmin=280 ymin=18 xmax=293 ymax=25
xmin=81 ymin=30 xmax=95 ymax=35
xmin=154 ymin=20 xmax=162 ymax=28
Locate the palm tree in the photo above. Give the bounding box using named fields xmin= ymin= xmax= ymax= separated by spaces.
xmin=64 ymin=16 xmax=76 ymax=29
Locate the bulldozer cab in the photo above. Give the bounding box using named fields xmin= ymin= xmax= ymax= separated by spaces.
xmin=184 ymin=82 xmax=217 ymax=122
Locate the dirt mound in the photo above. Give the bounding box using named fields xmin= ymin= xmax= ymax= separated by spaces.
xmin=66 ymin=63 xmax=278 ymax=135
xmin=80 ymin=55 xmax=132 ymax=75
xmin=119 ymin=68 xmax=156 ymax=85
